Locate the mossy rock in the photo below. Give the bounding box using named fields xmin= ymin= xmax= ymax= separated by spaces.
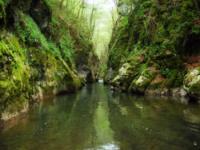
xmin=129 ymin=67 xmax=156 ymax=93
xmin=1 ymin=95 xmax=28 ymax=121
xmin=0 ymin=33 xmax=30 ymax=113
xmin=28 ymin=47 xmax=82 ymax=94
xmin=111 ymin=63 xmax=138 ymax=90
xmin=184 ymin=67 xmax=200 ymax=99
xmin=15 ymin=12 xmax=53 ymax=51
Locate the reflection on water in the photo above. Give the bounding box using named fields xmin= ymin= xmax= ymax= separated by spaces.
xmin=0 ymin=84 xmax=200 ymax=150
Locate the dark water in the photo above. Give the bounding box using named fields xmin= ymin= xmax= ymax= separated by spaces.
xmin=0 ymin=84 xmax=200 ymax=150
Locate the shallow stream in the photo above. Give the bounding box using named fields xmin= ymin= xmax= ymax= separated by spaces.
xmin=0 ymin=84 xmax=200 ymax=150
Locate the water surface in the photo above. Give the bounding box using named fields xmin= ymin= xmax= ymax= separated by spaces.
xmin=0 ymin=84 xmax=200 ymax=150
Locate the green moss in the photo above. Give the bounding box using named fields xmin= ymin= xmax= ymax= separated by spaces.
xmin=47 ymin=16 xmax=74 ymax=65
xmin=160 ymin=68 xmax=184 ymax=87
xmin=0 ymin=0 xmax=90 ymax=117
xmin=15 ymin=11 xmax=61 ymax=57
xmin=27 ymin=45 xmax=82 ymax=96
xmin=44 ymin=0 xmax=92 ymax=66
xmin=0 ymin=33 xmax=30 ymax=112
xmin=109 ymin=0 xmax=200 ymax=91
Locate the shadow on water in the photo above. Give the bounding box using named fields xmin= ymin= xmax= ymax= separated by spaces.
xmin=0 ymin=84 xmax=200 ymax=150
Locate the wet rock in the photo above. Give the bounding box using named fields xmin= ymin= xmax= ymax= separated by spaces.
xmin=1 ymin=101 xmax=29 ymax=121
xmin=180 ymin=88 xmax=187 ymax=97
xmin=145 ymin=89 xmax=161 ymax=96
xmin=104 ymin=68 xmax=114 ymax=83
xmin=145 ymin=88 xmax=189 ymax=103
xmin=161 ymin=88 xmax=170 ymax=96
xmin=171 ymin=88 xmax=187 ymax=98
xmin=145 ymin=88 xmax=169 ymax=97
xmin=77 ymin=65 xmax=90 ymax=81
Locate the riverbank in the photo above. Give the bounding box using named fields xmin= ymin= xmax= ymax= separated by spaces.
xmin=107 ymin=0 xmax=200 ymax=102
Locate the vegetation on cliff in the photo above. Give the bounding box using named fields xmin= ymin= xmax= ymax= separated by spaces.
xmin=109 ymin=0 xmax=200 ymax=99
xmin=0 ymin=0 xmax=93 ymax=120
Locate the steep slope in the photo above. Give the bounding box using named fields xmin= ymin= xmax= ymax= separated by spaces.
xmin=0 ymin=0 xmax=92 ymax=120
xmin=108 ymin=0 xmax=200 ymax=100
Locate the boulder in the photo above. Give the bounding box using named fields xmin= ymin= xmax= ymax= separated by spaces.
xmin=184 ymin=67 xmax=200 ymax=99
xmin=111 ymin=63 xmax=134 ymax=89
xmin=129 ymin=68 xmax=156 ymax=93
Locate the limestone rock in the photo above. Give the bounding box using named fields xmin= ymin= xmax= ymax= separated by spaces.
xmin=112 ymin=63 xmax=134 ymax=89
xmin=184 ymin=67 xmax=200 ymax=99
xmin=129 ymin=68 xmax=156 ymax=93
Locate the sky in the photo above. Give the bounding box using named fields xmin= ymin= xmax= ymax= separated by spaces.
xmin=85 ymin=0 xmax=116 ymax=10
xmin=84 ymin=0 xmax=117 ymax=60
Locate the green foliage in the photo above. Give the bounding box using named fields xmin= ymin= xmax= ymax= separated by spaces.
xmin=0 ymin=0 xmax=7 ymax=23
xmin=0 ymin=0 xmax=4 ymax=17
xmin=47 ymin=16 xmax=74 ymax=65
xmin=120 ymin=16 xmax=129 ymax=29
xmin=0 ymin=0 xmax=7 ymax=9
xmin=0 ymin=0 xmax=91 ymax=116
xmin=44 ymin=0 xmax=92 ymax=66
xmin=15 ymin=12 xmax=61 ymax=57
xmin=0 ymin=33 xmax=30 ymax=112
xmin=160 ymin=68 xmax=184 ymax=87
xmin=45 ymin=0 xmax=91 ymax=42
xmin=113 ymin=0 xmax=200 ymax=53
xmin=109 ymin=0 xmax=200 ymax=90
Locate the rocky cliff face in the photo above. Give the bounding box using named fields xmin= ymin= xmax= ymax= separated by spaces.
xmin=108 ymin=0 xmax=200 ymax=101
xmin=0 ymin=0 xmax=92 ymax=120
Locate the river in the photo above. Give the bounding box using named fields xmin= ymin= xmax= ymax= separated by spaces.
xmin=0 ymin=84 xmax=200 ymax=150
